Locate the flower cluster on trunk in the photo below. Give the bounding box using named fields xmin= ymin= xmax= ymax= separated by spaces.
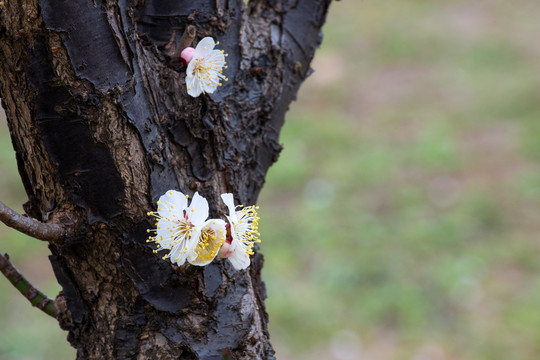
xmin=147 ymin=191 xmax=260 ymax=270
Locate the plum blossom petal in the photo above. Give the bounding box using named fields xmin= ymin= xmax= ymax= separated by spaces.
xmin=227 ymin=246 xmax=250 ymax=270
xmin=158 ymin=190 xmax=188 ymax=215
xmin=221 ymin=193 xmax=238 ymax=223
xmin=187 ymin=192 xmax=209 ymax=226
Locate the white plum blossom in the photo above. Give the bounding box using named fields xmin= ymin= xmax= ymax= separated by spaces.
xmin=147 ymin=190 xmax=209 ymax=266
xmin=219 ymin=193 xmax=261 ymax=270
xmin=184 ymin=37 xmax=228 ymax=98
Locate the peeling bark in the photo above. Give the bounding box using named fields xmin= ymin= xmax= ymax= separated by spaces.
xmin=0 ymin=0 xmax=331 ymax=358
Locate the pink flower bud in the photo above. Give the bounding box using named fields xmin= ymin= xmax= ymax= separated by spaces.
xmin=180 ymin=47 xmax=195 ymax=66
xmin=218 ymin=240 xmax=232 ymax=258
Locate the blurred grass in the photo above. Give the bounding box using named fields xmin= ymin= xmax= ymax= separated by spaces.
xmin=259 ymin=1 xmax=540 ymax=359
xmin=2 ymin=1 xmax=540 ymax=359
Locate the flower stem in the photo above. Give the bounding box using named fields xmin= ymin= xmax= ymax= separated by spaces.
xmin=0 ymin=251 xmax=57 ymax=318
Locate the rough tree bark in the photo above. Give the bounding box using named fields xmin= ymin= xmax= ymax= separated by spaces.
xmin=0 ymin=0 xmax=331 ymax=358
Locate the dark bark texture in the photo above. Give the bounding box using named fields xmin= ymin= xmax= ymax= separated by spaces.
xmin=0 ymin=0 xmax=331 ymax=358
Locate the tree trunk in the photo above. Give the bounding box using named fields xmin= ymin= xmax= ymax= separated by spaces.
xmin=0 ymin=0 xmax=331 ymax=358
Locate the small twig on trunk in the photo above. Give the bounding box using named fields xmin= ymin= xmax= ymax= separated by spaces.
xmin=0 ymin=252 xmax=57 ymax=318
xmin=164 ymin=25 xmax=197 ymax=59
xmin=178 ymin=25 xmax=197 ymax=52
xmin=0 ymin=201 xmax=64 ymax=243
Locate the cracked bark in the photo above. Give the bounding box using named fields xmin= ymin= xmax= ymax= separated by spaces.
xmin=0 ymin=0 xmax=331 ymax=358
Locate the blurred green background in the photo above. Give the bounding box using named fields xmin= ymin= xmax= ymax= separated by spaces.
xmin=2 ymin=1 xmax=540 ymax=359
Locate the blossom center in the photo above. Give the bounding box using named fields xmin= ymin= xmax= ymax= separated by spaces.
xmin=194 ymin=227 xmax=223 ymax=262
xmin=193 ymin=58 xmax=211 ymax=79
xmin=175 ymin=218 xmax=192 ymax=238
